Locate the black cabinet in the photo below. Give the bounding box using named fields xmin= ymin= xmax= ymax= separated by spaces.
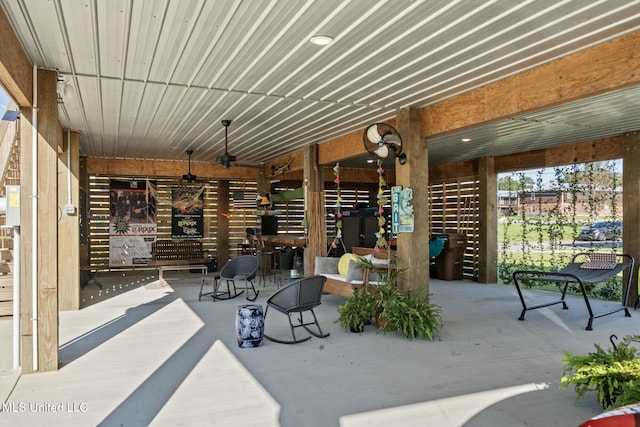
xmin=341 ymin=210 xmax=377 ymax=252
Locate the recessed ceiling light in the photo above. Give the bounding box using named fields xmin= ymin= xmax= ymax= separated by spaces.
xmin=310 ymin=35 xmax=333 ymax=46
xmin=366 ymin=159 xmax=375 ymax=163
xmin=462 ymin=138 xmax=472 ymax=142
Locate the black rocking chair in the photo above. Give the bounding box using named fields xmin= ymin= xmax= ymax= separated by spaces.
xmin=214 ymin=255 xmax=260 ymax=301
xmin=264 ymin=275 xmax=330 ymax=344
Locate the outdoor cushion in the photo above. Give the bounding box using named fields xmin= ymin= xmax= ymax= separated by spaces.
xmin=314 ymin=256 xmax=339 ymax=275
xmin=345 ymin=259 xmax=385 ymax=283
xmin=580 ymin=252 xmax=617 ymax=270
xmin=363 ymin=253 xmax=389 ymax=266
xmin=345 ymin=260 xmax=364 ymax=282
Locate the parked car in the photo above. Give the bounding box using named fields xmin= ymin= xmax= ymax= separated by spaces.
xmin=576 ymin=221 xmax=622 ymax=241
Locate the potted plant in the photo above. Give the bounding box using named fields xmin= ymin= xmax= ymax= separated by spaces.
xmin=337 ymin=253 xmax=443 ymax=340
xmin=355 ymin=254 xmax=398 ymax=323
xmin=338 ymin=289 xmax=375 ymax=333
xmin=368 ymin=281 xmax=397 ymax=328
xmin=560 ymin=334 xmax=640 ymax=409
xmin=377 ymin=290 xmax=442 ymax=340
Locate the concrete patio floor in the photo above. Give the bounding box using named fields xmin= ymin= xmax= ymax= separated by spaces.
xmin=0 ymin=270 xmax=638 ymax=426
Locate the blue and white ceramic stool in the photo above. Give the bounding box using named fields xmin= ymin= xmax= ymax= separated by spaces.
xmin=236 ymin=304 xmax=264 ymax=348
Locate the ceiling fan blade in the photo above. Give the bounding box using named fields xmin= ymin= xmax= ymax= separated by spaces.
xmin=382 ymin=132 xmax=401 ymax=145
xmin=374 ymin=145 xmax=389 ymax=158
xmin=183 ymin=172 xmax=197 ymax=182
xmin=217 ymin=152 xmax=236 ymax=166
xmin=367 ymin=125 xmax=382 ymax=144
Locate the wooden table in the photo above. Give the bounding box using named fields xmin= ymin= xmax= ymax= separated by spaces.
xmin=261 ymin=234 xmax=307 ymax=247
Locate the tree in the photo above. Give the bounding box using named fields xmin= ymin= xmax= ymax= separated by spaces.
xmin=498 ymin=175 xmax=534 ymax=191
xmin=561 ymin=161 xmax=621 ymax=220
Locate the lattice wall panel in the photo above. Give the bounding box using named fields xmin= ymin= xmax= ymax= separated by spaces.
xmin=429 ymin=176 xmax=480 ymax=280
xmin=86 ymin=176 xmax=256 ymax=269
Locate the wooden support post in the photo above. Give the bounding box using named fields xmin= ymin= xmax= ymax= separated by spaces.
xmin=623 ymin=131 xmax=640 ymax=307
xmin=58 ymin=131 xmax=80 ymax=311
xmin=256 ymin=165 xmax=270 ymax=198
xmin=304 ymin=144 xmax=325 ymax=275
xmin=395 ymin=107 xmax=429 ymax=294
xmin=19 ymin=68 xmax=59 ymax=373
xmin=217 ymin=181 xmax=230 ymax=267
xmin=478 ymin=157 xmax=497 ymax=283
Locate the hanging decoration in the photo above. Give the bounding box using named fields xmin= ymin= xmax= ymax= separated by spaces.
xmin=330 ymin=162 xmax=343 ymax=251
xmin=270 ymin=157 xmax=292 ymax=176
xmin=375 ymin=159 xmax=389 ymax=253
xmin=217 ymin=211 xmax=231 ymax=218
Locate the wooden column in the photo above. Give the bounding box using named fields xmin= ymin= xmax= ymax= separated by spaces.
xmin=217 ymin=180 xmax=230 ymax=266
xmin=19 ymin=68 xmax=59 ymax=373
xmin=622 ymin=131 xmax=639 ymax=307
xmin=58 ymin=131 xmax=80 ymax=311
xmin=395 ymin=107 xmax=429 ymax=294
xmin=256 ymin=165 xmax=270 ymax=198
xmin=478 ymin=157 xmax=498 ymax=283
xmin=304 ymin=144 xmax=325 ymax=275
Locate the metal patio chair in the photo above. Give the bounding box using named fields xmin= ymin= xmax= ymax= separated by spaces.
xmin=214 ymin=255 xmax=260 ymax=301
xmin=263 ymin=275 xmax=330 ymax=344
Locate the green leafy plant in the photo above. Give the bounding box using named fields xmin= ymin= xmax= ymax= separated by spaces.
xmin=560 ymin=334 xmax=640 ymax=409
xmin=377 ymin=290 xmax=442 ymax=340
xmin=339 ymin=254 xmax=442 ymax=340
xmin=338 ymin=289 xmax=375 ymax=333
xmin=353 ymin=254 xmax=398 ymax=320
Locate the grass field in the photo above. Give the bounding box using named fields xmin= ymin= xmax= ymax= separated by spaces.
xmin=497 ymin=219 xmax=588 ymax=243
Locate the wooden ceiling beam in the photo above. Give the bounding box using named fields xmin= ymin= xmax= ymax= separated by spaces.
xmin=86 ymin=157 xmax=259 ymax=180
xmin=317 ymin=131 xmax=367 ymax=165
xmin=262 ymin=133 xmax=376 ymax=180
xmin=494 ymin=135 xmax=625 ymax=173
xmin=263 ymin=119 xmax=399 ymax=180
xmin=87 ymin=157 xmax=386 ymax=184
xmin=317 ymin=119 xmax=398 ymax=166
xmin=430 ymin=135 xmax=626 ymax=181
xmin=263 ymin=150 xmax=305 ymax=180
xmin=0 ymin=8 xmax=33 ymax=106
xmin=422 ymin=30 xmax=640 ymax=137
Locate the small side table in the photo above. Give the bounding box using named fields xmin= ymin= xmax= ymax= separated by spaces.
xmin=198 ymin=272 xmax=220 ymax=301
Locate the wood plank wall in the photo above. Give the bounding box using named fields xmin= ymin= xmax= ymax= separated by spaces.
xmin=85 ymin=176 xmax=258 ymax=269
xmin=429 ymin=176 xmax=480 ymax=281
xmin=84 ymin=176 xmax=383 ymax=270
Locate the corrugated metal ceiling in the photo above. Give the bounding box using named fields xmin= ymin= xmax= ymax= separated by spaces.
xmin=1 ymin=0 xmax=639 ymax=167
